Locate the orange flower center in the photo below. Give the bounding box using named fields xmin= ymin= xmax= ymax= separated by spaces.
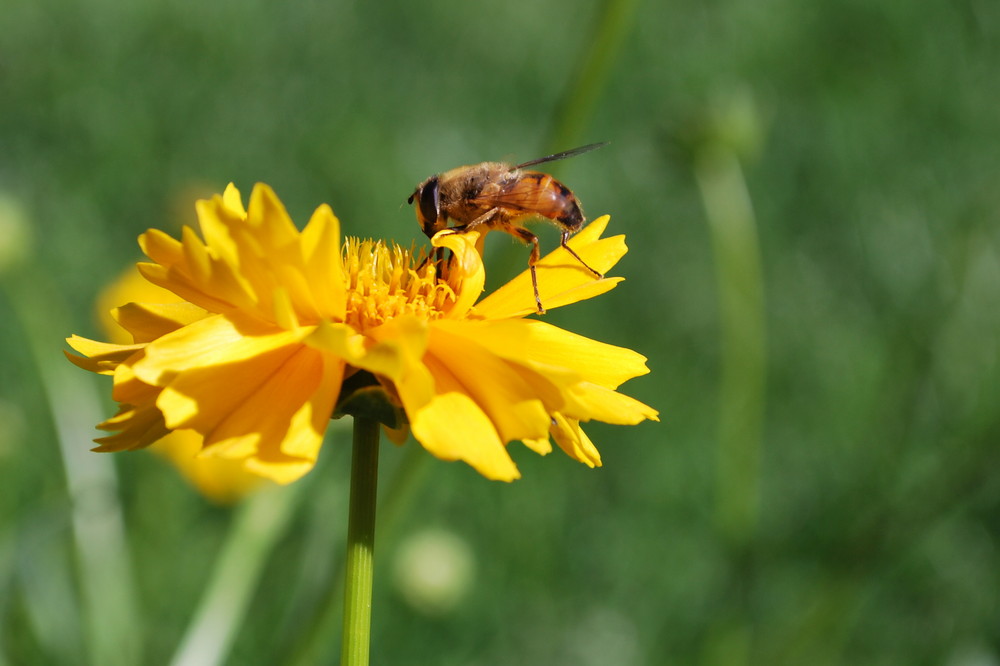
xmin=342 ymin=238 xmax=456 ymax=331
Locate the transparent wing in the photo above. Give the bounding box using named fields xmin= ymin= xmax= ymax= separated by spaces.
xmin=465 ymin=173 xmax=557 ymax=213
xmin=514 ymin=142 xmax=608 ymax=169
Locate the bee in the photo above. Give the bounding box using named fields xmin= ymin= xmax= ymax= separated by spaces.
xmin=408 ymin=142 xmax=607 ymax=314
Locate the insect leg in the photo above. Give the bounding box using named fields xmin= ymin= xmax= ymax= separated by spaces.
xmin=416 ymin=245 xmax=449 ymax=279
xmin=457 ymin=207 xmax=502 ymax=232
xmin=560 ymin=230 xmax=604 ymax=278
xmin=511 ymin=226 xmax=546 ymax=314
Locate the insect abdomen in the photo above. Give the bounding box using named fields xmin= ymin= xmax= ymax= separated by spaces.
xmin=517 ymin=172 xmax=585 ymax=229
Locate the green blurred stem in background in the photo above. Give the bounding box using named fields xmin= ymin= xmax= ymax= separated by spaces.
xmin=694 ymin=127 xmax=767 ymax=666
xmin=547 ymin=0 xmax=641 ymax=153
xmin=170 ymin=483 xmax=304 ymax=666
xmin=695 ymin=143 xmax=767 ymax=547
xmin=2 ymin=268 xmax=141 ymax=666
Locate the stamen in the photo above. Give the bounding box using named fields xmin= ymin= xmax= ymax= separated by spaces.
xmin=343 ymin=238 xmax=456 ymax=330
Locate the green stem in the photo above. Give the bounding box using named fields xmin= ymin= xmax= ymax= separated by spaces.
xmin=695 ymin=144 xmax=767 ymax=548
xmin=4 ymin=267 xmax=141 ymax=665
xmin=340 ymin=416 xmax=381 ymax=666
xmin=170 ymin=483 xmax=303 ymax=666
xmin=547 ymin=0 xmax=641 ymax=153
xmin=694 ymin=142 xmax=766 ymax=666
xmin=286 ymin=422 xmax=425 ymax=666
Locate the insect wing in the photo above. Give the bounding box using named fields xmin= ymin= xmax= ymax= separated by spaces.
xmin=514 ymin=142 xmax=608 ymax=169
xmin=465 ymin=173 xmax=557 ymax=213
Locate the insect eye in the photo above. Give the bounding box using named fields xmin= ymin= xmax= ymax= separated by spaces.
xmin=416 ymin=176 xmax=440 ymax=232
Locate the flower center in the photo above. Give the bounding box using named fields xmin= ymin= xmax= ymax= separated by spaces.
xmin=343 ymin=238 xmax=456 ymax=331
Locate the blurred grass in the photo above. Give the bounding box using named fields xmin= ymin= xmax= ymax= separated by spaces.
xmin=2 ymin=0 xmax=1000 ymax=664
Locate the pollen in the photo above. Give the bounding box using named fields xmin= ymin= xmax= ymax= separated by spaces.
xmin=342 ymin=238 xmax=456 ymax=331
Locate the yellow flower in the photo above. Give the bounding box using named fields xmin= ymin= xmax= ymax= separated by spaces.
xmin=96 ymin=266 xmax=268 ymax=503
xmin=67 ymin=184 xmax=657 ymax=483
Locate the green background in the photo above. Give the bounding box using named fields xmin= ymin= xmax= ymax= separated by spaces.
xmin=2 ymin=0 xmax=999 ymax=663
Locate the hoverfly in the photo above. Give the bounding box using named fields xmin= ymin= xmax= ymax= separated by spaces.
xmin=408 ymin=142 xmax=606 ymax=313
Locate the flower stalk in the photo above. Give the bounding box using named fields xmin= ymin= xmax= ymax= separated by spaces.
xmin=340 ymin=416 xmax=381 ymax=666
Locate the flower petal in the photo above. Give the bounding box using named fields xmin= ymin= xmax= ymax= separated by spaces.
xmin=136 ymin=261 xmax=241 ymax=315
xmin=138 ymin=228 xmax=185 ymax=271
xmin=300 ymin=203 xmax=347 ymax=320
xmin=433 ymin=230 xmax=485 ymax=317
xmin=110 ymin=359 xmax=160 ymax=405
xmin=93 ymin=401 xmax=170 ymax=452
xmin=564 ymin=381 xmax=660 ymax=425
xmin=426 ymin=324 xmax=551 ymax=442
xmin=434 ymin=318 xmax=650 ymax=389
xmin=200 ymin=345 xmax=343 ymax=484
xmin=154 ymin=341 xmax=302 ymax=431
xmin=475 ymin=216 xmax=626 ymax=318
xmin=361 ymin=316 xmax=434 ymax=404
xmin=112 ymin=302 xmax=210 ymax=343
xmin=520 ymin=436 xmax=553 ymax=456
xmin=246 ymin=183 xmax=301 ymax=248
xmin=132 ymin=314 xmax=307 ymax=386
xmin=408 ymin=357 xmax=521 ymax=482
xmin=361 ymin=316 xmax=520 ymax=480
xmin=550 ymin=414 xmax=602 ymax=468
xmin=221 ymin=183 xmax=247 ymax=216
xmin=65 ymin=336 xmax=144 ymax=374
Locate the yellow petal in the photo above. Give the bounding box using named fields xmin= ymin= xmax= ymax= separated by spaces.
xmin=277 ymin=351 xmax=343 ymax=459
xmin=93 ymin=402 xmax=170 ymax=452
xmin=307 ymin=317 xmax=432 ymax=389
xmin=432 ymin=230 xmax=485 ymax=318
xmin=136 ymin=262 xmax=240 ymax=315
xmin=192 ymin=346 xmax=321 ymax=448
xmin=272 ymin=286 xmax=300 ymax=330
xmin=198 ymin=345 xmax=342 ymax=484
xmin=362 ymin=319 xmax=520 ymax=480
xmin=305 ymin=320 xmax=367 ymax=360
xmin=183 ymin=222 xmax=261 ymax=315
xmin=65 ymin=336 xmax=144 ymax=374
xmin=132 ymin=314 xmax=307 ymax=386
xmin=180 ymin=225 xmax=215 ymax=287
xmin=138 ymin=228 xmax=185 ymax=270
xmin=97 ymin=265 xmax=189 ymax=344
xmin=110 ymin=361 xmax=161 ymax=406
xmin=520 ymin=436 xmax=553 ymax=456
xmin=564 ymin=382 xmax=660 ymax=425
xmin=140 ymin=209 xmax=260 ymax=317
xmin=361 ymin=316 xmax=435 ymax=403
xmin=153 ymin=339 xmax=303 ymax=430
xmin=434 ymin=318 xmax=650 ymax=389
xmin=112 ymin=302 xmax=210 ymax=343
xmin=408 ymin=383 xmax=521 ymax=482
xmin=192 ymin=186 xmax=335 ymax=326
xmin=221 ymin=183 xmax=246 ymax=217
xmin=246 ymin=183 xmax=300 ymax=246
xmin=65 ymin=335 xmax=141 ymax=360
xmin=196 ymin=193 xmax=243 ymax=271
xmin=243 ymin=456 xmax=316 ymax=485
xmin=550 ymin=413 xmax=602 ymax=468
xmin=475 ymin=216 xmax=627 ymax=318
xmin=300 ymin=203 xmax=347 ymax=319
xmin=427 ymin=325 xmax=551 ymax=442
xmin=383 ymin=423 xmax=410 ymax=445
